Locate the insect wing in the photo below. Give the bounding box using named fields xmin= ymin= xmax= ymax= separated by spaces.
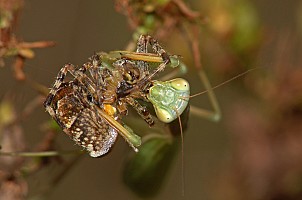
xmin=49 ymin=83 xmax=118 ymax=157
xmin=68 ymin=106 xmax=118 ymax=157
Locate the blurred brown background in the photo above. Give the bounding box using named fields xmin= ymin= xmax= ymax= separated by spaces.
xmin=1 ymin=0 xmax=302 ymax=200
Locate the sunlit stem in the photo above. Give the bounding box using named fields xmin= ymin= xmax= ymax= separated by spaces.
xmin=188 ymin=68 xmax=257 ymax=121
xmin=0 ymin=150 xmax=81 ymax=157
xmin=190 ymin=69 xmax=221 ymax=122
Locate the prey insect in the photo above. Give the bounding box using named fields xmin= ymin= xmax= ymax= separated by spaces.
xmin=44 ymin=35 xmax=190 ymax=157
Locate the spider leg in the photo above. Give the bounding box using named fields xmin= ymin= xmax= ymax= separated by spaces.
xmin=135 ymin=35 xmax=170 ymax=80
xmin=87 ymin=54 xmax=106 ymax=105
xmin=139 ymin=35 xmax=171 ymax=67
xmin=135 ymin=35 xmax=171 ymax=87
xmin=120 ymin=36 xmax=172 ymax=95
xmin=136 ymin=35 xmax=147 ymax=53
xmin=65 ymin=58 xmax=103 ymax=105
xmin=44 ymin=64 xmax=75 ymax=116
xmin=87 ymin=54 xmax=104 ymax=86
xmin=125 ymin=97 xmax=155 ymax=127
xmin=44 ymin=62 xmax=99 ymax=120
xmin=135 ymin=36 xmax=150 ymax=78
xmin=72 ymin=63 xmax=98 ymax=96
xmin=145 ymin=35 xmax=170 ymax=61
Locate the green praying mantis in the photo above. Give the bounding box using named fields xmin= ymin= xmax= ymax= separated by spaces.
xmin=0 ymin=35 xmax=253 ymax=198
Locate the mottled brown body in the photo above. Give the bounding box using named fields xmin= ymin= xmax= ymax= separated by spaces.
xmin=44 ymin=35 xmax=173 ymax=157
xmin=45 ymin=81 xmax=117 ymax=157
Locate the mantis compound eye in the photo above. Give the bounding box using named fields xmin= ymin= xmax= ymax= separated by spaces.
xmin=154 ymin=106 xmax=174 ymax=123
xmin=147 ymin=78 xmax=190 ymax=123
xmin=170 ymin=78 xmax=189 ymax=91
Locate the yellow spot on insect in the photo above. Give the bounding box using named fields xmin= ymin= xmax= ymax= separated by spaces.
xmin=104 ymin=104 xmax=116 ymax=117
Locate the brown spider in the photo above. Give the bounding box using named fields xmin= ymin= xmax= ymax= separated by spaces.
xmin=43 ymin=35 xmax=185 ymax=157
